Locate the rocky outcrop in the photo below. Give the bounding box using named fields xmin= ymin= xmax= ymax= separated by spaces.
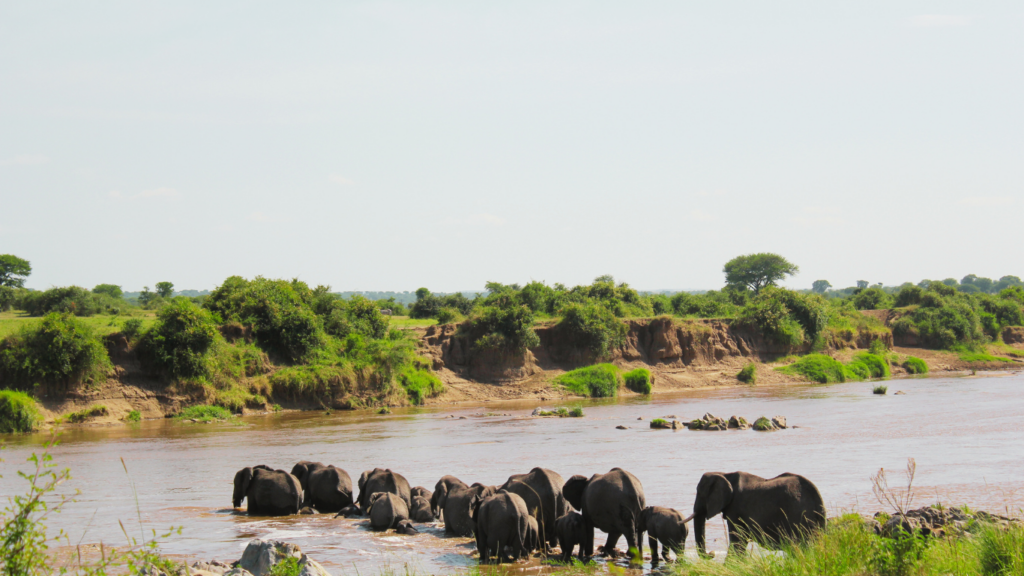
xmin=753 ymin=416 xmax=788 ymax=431
xmin=688 ymin=413 xmax=729 ymax=431
xmin=874 ymin=506 xmax=1020 ymax=538
xmin=235 ymin=539 xmax=330 ymax=576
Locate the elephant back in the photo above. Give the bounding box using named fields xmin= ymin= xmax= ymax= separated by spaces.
xmin=582 ymin=468 xmax=645 ymax=533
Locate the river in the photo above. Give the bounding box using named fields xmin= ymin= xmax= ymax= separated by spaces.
xmin=2 ymin=372 xmax=1023 ymax=574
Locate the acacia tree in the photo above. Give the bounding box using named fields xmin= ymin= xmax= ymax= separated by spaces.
xmin=723 ymin=253 xmax=799 ymax=294
xmin=812 ymin=280 xmax=832 ymax=294
xmin=155 ymin=281 xmax=174 ymax=298
xmin=0 ymin=254 xmax=31 ymax=288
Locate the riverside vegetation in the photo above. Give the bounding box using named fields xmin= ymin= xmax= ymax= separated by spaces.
xmin=1 ymin=253 xmax=1023 ymax=432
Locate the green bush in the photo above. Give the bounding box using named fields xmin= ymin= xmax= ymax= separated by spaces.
xmin=435 ymin=307 xmax=463 ymax=325
xmin=121 ymin=317 xmax=144 ymax=340
xmin=670 ymin=292 xmax=733 ymax=318
xmin=556 ymin=302 xmax=627 ymax=358
xmin=555 ymin=363 xmax=621 ymax=397
xmin=138 ymin=299 xmax=219 ymax=380
xmin=737 ymin=362 xmax=757 ymax=384
xmin=0 ymin=312 xmax=111 ymax=389
xmin=848 ymin=352 xmax=891 ymax=379
xmin=0 ymin=390 xmax=41 ymax=433
xmin=852 ymin=287 xmax=892 ymax=310
xmin=738 ymin=287 xmax=805 ymax=346
xmin=270 ymin=363 xmax=353 ymax=402
xmin=568 ymin=405 xmax=584 ymax=417
xmin=398 ymin=365 xmax=444 ymax=405
xmin=176 ymin=405 xmax=232 ymax=421
xmin=622 ymin=368 xmax=652 ymax=393
xmin=903 ymin=356 xmax=928 ymax=374
xmin=776 ymin=354 xmax=847 ymax=383
xmin=873 ymin=384 xmax=888 ymax=395
xmin=124 ymin=409 xmax=142 ymax=422
xmin=62 ymin=404 xmax=108 ymax=423
xmin=465 ymin=298 xmax=539 ymax=353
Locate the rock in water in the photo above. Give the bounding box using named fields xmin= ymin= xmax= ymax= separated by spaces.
xmin=771 ymin=416 xmax=788 ymax=429
xmin=236 ymin=539 xmax=331 ymax=576
xmin=753 ymin=416 xmax=777 ymax=431
xmin=191 ymin=561 xmax=232 ymax=575
xmin=728 ymin=416 xmax=750 ymax=430
xmin=616 ymin=425 xmax=628 ymax=430
xmin=298 ymin=506 xmax=317 ymax=515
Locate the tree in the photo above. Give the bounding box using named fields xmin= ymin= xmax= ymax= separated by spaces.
xmin=812 ymin=280 xmax=832 ymax=294
xmin=856 ymin=280 xmax=869 ymax=289
xmin=0 ymin=254 xmax=31 ymax=288
xmin=155 ymin=282 xmax=174 ymax=298
xmin=723 ymin=253 xmax=799 ymax=294
xmin=415 ymin=287 xmax=431 ymax=301
xmin=92 ymin=284 xmax=123 ymax=299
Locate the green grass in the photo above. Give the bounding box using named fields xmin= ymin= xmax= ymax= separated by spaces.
xmin=737 ymin=362 xmax=757 ymax=384
xmin=622 ymin=368 xmax=652 ymax=393
xmin=0 ymin=390 xmax=41 ymax=433
xmin=536 ymin=405 xmax=584 ymax=417
xmin=176 ymin=405 xmax=232 ymax=422
xmin=555 ymin=363 xmax=622 ymax=398
xmin=61 ymin=404 xmax=108 ymax=423
xmin=776 ymin=354 xmax=848 ymax=383
xmin=959 ymin=351 xmax=1014 ymax=363
xmin=389 ymin=316 xmax=438 ymax=329
xmin=124 ymin=409 xmax=141 ymax=422
xmin=873 ymin=384 xmax=888 ymax=395
xmin=0 ymin=311 xmax=157 ymax=339
xmin=847 ymin=352 xmax=891 ymax=379
xmin=650 ymin=418 xmax=669 ymax=428
xmin=904 ymin=356 xmax=929 ymax=374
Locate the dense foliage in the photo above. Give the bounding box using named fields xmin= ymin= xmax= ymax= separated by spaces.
xmin=138 ymin=300 xmax=220 ymax=379
xmin=0 ymin=390 xmax=41 ymax=433
xmin=0 ymin=313 xmax=111 ymax=389
xmin=555 ymin=363 xmax=622 ymax=397
xmin=622 ymin=367 xmax=652 ymax=393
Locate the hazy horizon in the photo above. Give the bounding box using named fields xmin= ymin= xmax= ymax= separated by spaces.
xmin=3 ymin=2 xmax=1022 ymax=292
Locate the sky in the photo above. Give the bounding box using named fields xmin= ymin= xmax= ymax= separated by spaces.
xmin=1 ymin=2 xmax=1022 ymax=293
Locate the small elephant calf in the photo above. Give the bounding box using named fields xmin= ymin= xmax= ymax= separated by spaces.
xmin=410 ymin=495 xmax=434 ymax=522
xmin=639 ymin=506 xmax=690 ymax=565
xmin=555 ymin=511 xmax=590 ymax=562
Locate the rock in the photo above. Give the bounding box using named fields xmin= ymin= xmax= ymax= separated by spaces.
xmin=728 ymin=416 xmax=750 ymax=430
xmin=663 ymin=415 xmax=678 ymax=419
xmin=192 ymin=561 xmax=231 ymax=575
xmin=224 ymin=569 xmax=255 ymax=576
xmin=671 ymin=420 xmax=684 ymax=430
xmin=688 ymin=413 xmax=729 ymax=431
xmin=687 ymin=419 xmax=704 ymax=430
xmin=298 ymin=506 xmax=317 ymax=515
xmin=616 ymin=425 xmax=628 ymax=430
xmin=771 ymin=416 xmax=788 ymax=429
xmin=298 ymin=558 xmax=331 ymax=576
xmin=649 ymin=419 xmax=672 ymax=429
xmin=637 ymin=416 xmax=643 ymax=420
xmin=894 ymin=391 xmax=906 ymax=395
xmin=237 ymin=540 xmax=303 ymax=576
xmin=191 ymin=571 xmax=222 ymax=576
xmin=753 ymin=416 xmax=777 ymax=431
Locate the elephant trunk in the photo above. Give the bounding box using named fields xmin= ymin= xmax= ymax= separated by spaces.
xmin=694 ymin=513 xmax=708 ymax=557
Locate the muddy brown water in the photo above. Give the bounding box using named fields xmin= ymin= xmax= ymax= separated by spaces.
xmin=2 ymin=373 xmax=1023 ymax=575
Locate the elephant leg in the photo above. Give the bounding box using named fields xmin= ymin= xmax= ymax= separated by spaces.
xmin=476 ymin=531 xmax=488 ymax=564
xmin=602 ymin=532 xmax=621 ymax=557
xmin=727 ymin=520 xmax=746 ymax=555
xmin=624 ymin=529 xmax=640 ymax=563
xmin=583 ymin=527 xmax=595 ymax=558
xmin=649 ymin=534 xmax=659 ymax=566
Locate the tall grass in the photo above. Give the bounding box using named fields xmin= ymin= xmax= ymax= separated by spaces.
xmin=622 ymin=368 xmax=652 ymax=393
xmin=777 ymin=352 xmax=892 ymax=384
xmin=555 ymin=364 xmax=622 ymax=397
xmin=0 ymin=390 xmax=41 ymax=433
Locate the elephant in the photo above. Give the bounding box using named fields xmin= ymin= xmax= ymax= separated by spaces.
xmin=692 ymin=471 xmax=826 ymax=556
xmin=555 ymin=511 xmax=589 ymax=562
xmin=410 ymin=495 xmax=434 ymax=522
xmin=357 ymin=468 xmax=412 ymax=512
xmin=500 ymin=467 xmax=567 ymax=551
xmin=443 ymin=483 xmax=496 ymax=536
xmin=290 ymin=461 xmax=353 ymax=513
xmin=639 ymin=506 xmax=690 ymax=565
xmin=469 ymin=490 xmax=530 ymax=564
xmin=395 ymin=519 xmax=419 ymax=535
xmin=524 ymin=516 xmax=540 ymax=553
xmin=562 ymin=468 xmax=646 ymax=561
xmin=411 ymin=486 xmax=433 ymax=501
xmin=232 ymin=465 xmax=302 ymax=516
xmin=368 ymin=491 xmax=409 ymax=531
xmin=431 ymin=475 xmax=468 ymax=519
xmin=336 ymin=504 xmax=362 ymax=518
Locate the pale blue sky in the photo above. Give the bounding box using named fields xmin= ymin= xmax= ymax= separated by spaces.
xmin=2 ymin=2 xmax=1021 ymax=292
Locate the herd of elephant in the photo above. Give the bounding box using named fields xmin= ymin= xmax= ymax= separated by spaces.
xmin=232 ymin=462 xmax=827 ymax=565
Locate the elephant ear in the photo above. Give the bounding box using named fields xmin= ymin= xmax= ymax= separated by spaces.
xmin=233 ymin=467 xmax=253 ymax=508
xmin=291 ymin=463 xmax=309 ymax=486
xmin=370 ymin=492 xmax=386 ymax=506
xmin=705 ymin=474 xmax=734 ymax=519
xmin=468 ymin=494 xmax=482 ymax=522
xmin=358 ymin=470 xmax=369 ymax=493
xmin=562 ymin=475 xmax=588 ymax=512
xmin=637 ymin=506 xmax=652 ymax=533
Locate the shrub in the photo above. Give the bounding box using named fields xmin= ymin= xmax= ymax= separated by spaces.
xmin=894 ymin=285 xmax=923 ymax=307
xmin=555 ymin=363 xmax=622 ymax=397
xmin=270 ymin=364 xmax=353 ymax=402
xmin=737 ymin=363 xmax=757 ymax=384
xmin=435 ymin=307 xmax=463 ymax=325
xmin=176 ymin=405 xmax=232 ymax=421
xmin=124 ymin=409 xmax=142 ymax=422
xmin=848 ymin=352 xmax=891 ymax=379
xmin=0 ymin=312 xmax=111 ymax=389
xmin=0 ymin=390 xmax=41 ymax=433
xmin=465 ymin=300 xmax=539 ymax=353
xmin=903 ymin=356 xmax=928 ymax=374
xmin=138 ymin=299 xmax=219 ymax=380
xmin=622 ymin=368 xmax=652 ymax=393
xmin=556 ymin=302 xmax=627 ymax=358
xmin=739 ymin=287 xmax=805 ymax=346
xmin=121 ymin=317 xmax=144 ymax=340
xmin=568 ymin=405 xmax=584 ymax=417
xmin=776 ymin=354 xmax=846 ymax=383
xmin=670 ymin=292 xmax=732 ymax=318
xmin=873 ymin=385 xmax=888 ymax=395
xmin=852 ymin=287 xmax=892 ymax=310
xmin=15 ymin=286 xmax=105 ymax=316
xmin=398 ymin=365 xmax=444 ymax=405
xmin=869 ymin=338 xmax=888 ymax=355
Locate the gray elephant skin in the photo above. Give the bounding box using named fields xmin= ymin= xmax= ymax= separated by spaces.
xmin=555 ymin=511 xmax=589 ymax=561
xmin=693 ymin=471 xmax=826 ymax=555
xmin=431 ymin=475 xmax=466 ymax=519
xmin=290 ymin=461 xmax=353 ymax=513
xmin=368 ymin=492 xmax=409 ymax=531
xmin=639 ymin=506 xmax=689 ymax=565
xmin=500 ymin=467 xmax=567 ymax=550
xmin=443 ymin=482 xmax=496 ymax=536
xmin=469 ymin=490 xmax=530 ymax=564
xmin=357 ymin=468 xmax=412 ymax=512
xmin=562 ymin=468 xmax=646 ymax=560
xmin=232 ymin=465 xmax=303 ymax=516
xmin=411 ymin=486 xmax=433 ymax=501
xmin=524 ymin=516 xmax=540 ymax=552
xmin=410 ymin=495 xmax=434 ymax=522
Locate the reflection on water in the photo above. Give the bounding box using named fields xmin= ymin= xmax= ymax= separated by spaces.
xmin=2 ymin=373 xmax=1023 ymax=574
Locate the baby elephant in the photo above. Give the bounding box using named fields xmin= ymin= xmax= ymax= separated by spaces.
xmin=639 ymin=506 xmax=690 ymax=565
xmin=555 ymin=511 xmax=590 ymax=562
xmin=368 ymin=492 xmax=409 ymax=531
xmin=410 ymin=495 xmax=434 ymax=522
